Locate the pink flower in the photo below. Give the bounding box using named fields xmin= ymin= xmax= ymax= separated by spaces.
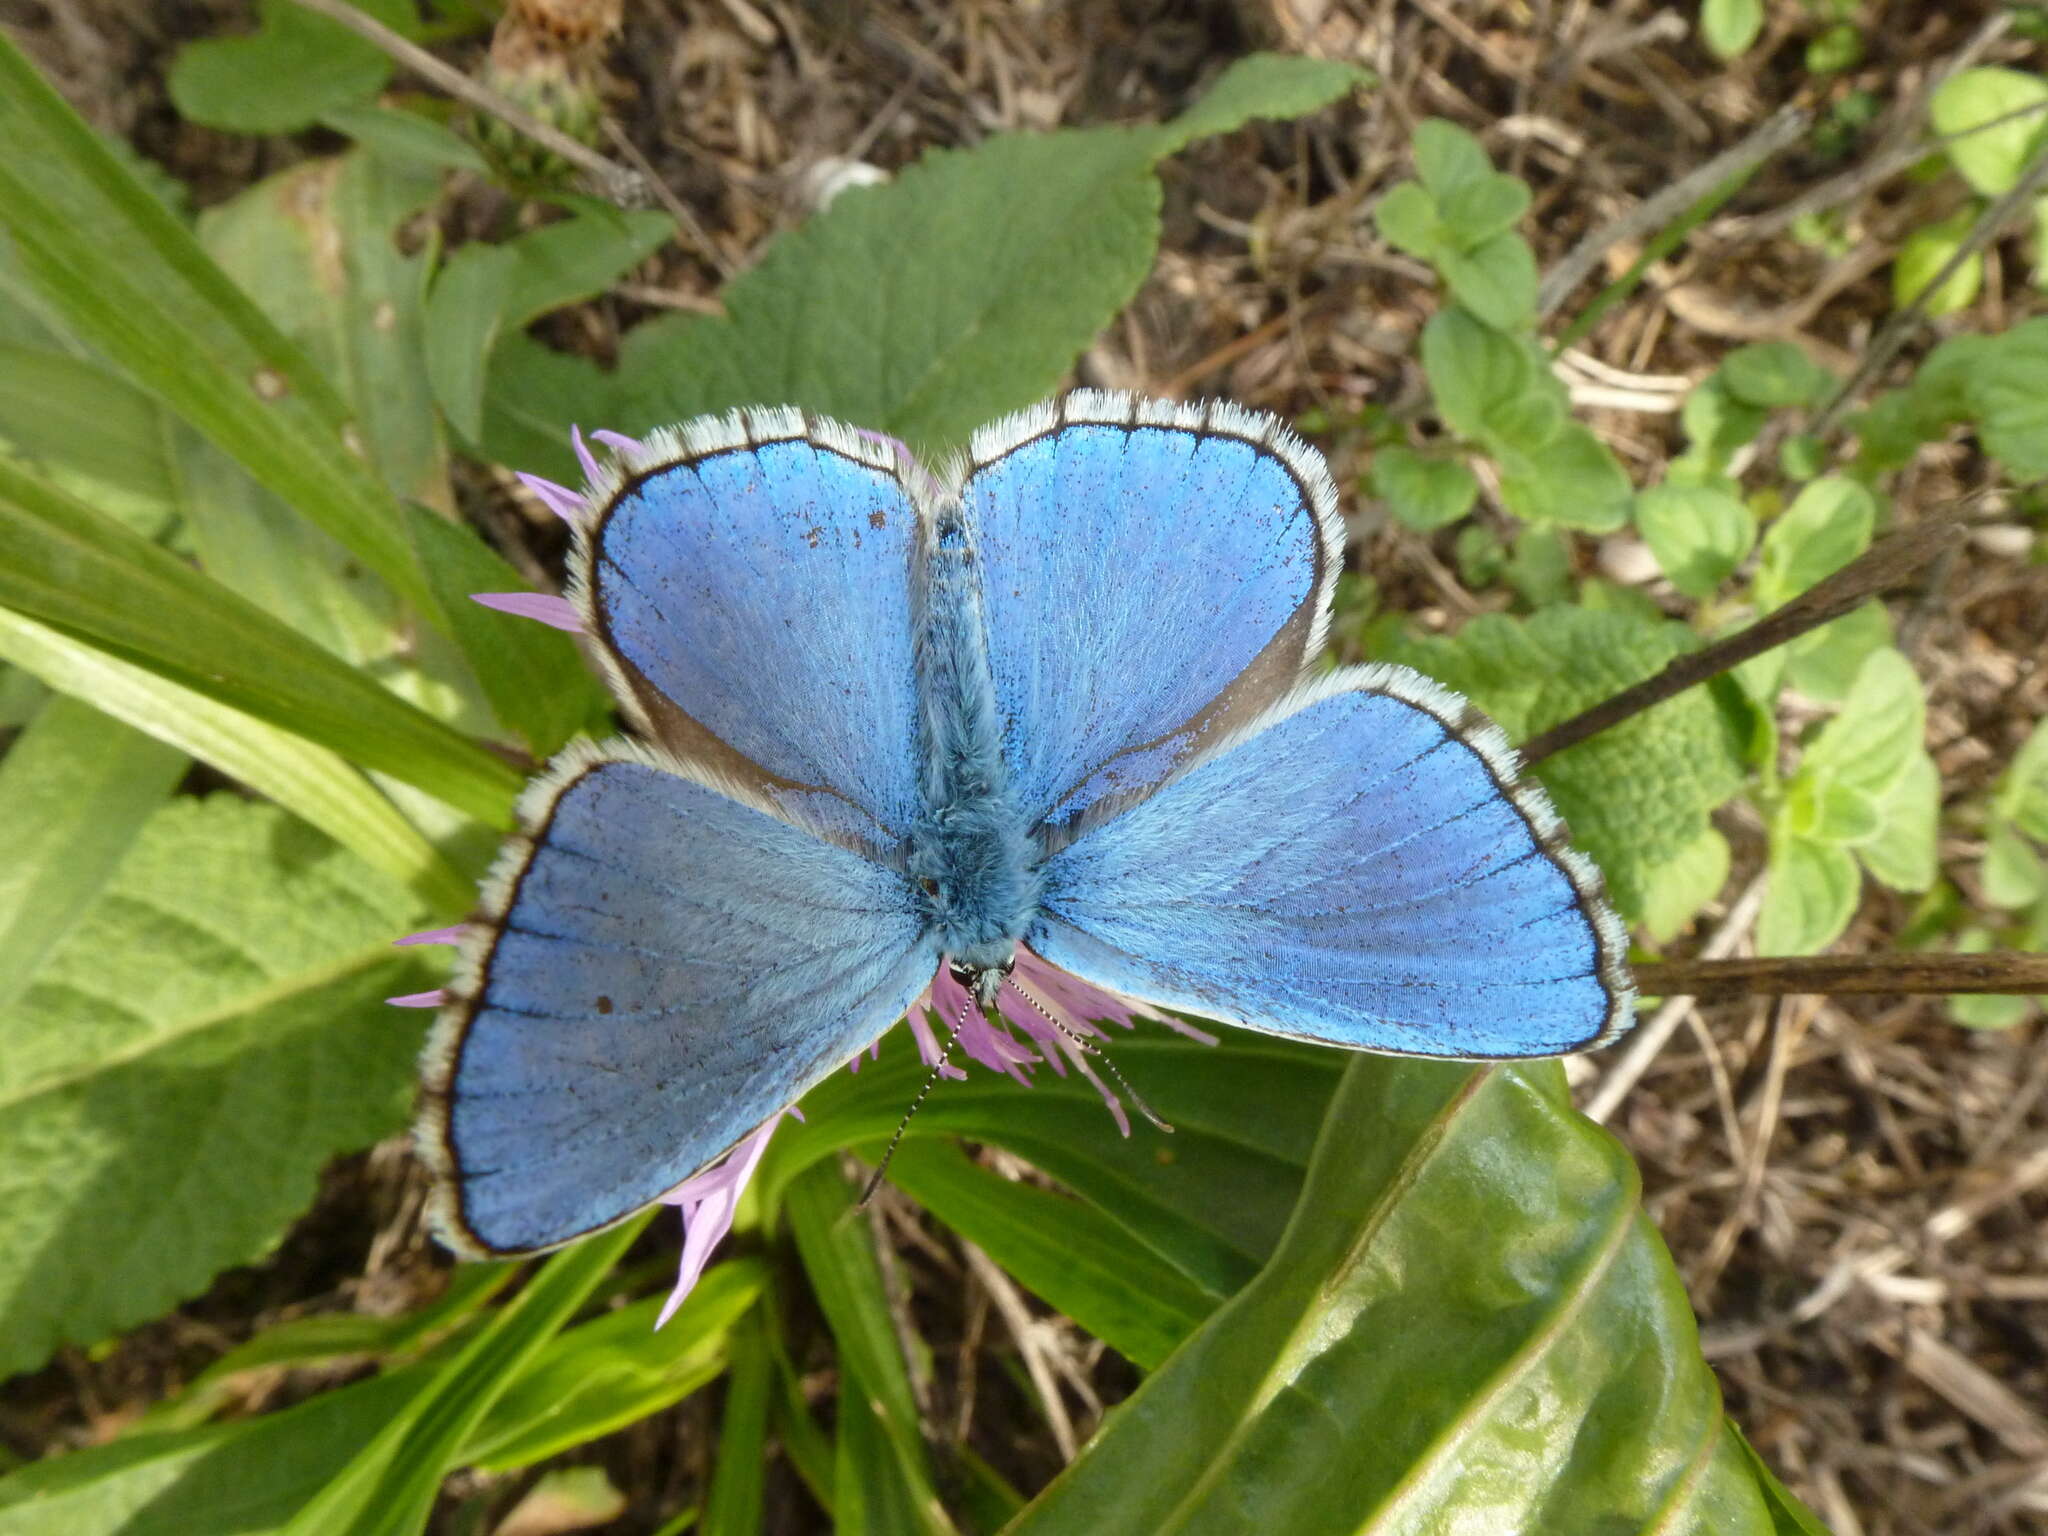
xmin=655 ymin=1109 xmax=800 ymax=1327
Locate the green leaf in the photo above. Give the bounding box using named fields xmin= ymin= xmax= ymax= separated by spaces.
xmin=1701 ymin=0 xmax=1765 ymax=60
xmin=702 ymin=1312 xmax=772 ymax=1536
xmin=1758 ymin=828 xmax=1861 ymax=955
xmin=1784 ymin=600 xmax=1891 ymax=704
xmin=1677 ymin=375 xmax=1769 ymax=477
xmin=0 ymin=1361 xmax=429 ymax=1536
xmin=1963 ymin=317 xmax=2048 ymax=476
xmin=1983 ymin=820 xmax=2046 ymax=907
xmin=1421 ymin=307 xmax=1542 ymax=442
xmin=0 ymin=694 xmax=184 ymax=1013
xmin=1893 ymin=209 xmax=1985 ymax=316
xmin=319 ymin=102 xmax=490 ymax=174
xmin=1858 ymin=753 xmax=1939 ymax=894
xmin=1008 ymin=1059 xmax=1787 ymax=1531
xmin=1803 ymin=648 xmax=1926 ymax=799
xmin=1929 ymin=67 xmax=2048 ymax=196
xmin=466 ymin=1262 xmax=764 ymax=1471
xmin=1383 ymin=606 xmax=1745 ymax=920
xmin=1373 ymin=181 xmax=1446 ymax=260
xmin=1636 ymin=483 xmax=1756 ymax=597
xmin=1753 ymin=476 xmax=1877 ymax=611
xmin=1947 ymin=928 xmax=2039 ymax=1030
xmin=1995 ymin=717 xmax=2048 ymax=840
xmin=0 ymin=458 xmax=522 ymax=825
xmin=785 ymin=1160 xmax=954 ymax=1536
xmin=0 ymin=34 xmax=439 ymax=617
xmin=1438 ymin=231 xmax=1539 ymax=330
xmin=169 ymin=0 xmax=416 ymax=134
xmin=1496 ymin=421 xmax=1632 ymax=532
xmin=885 ymin=1138 xmax=1213 ymax=1371
xmin=1720 ymin=342 xmax=1834 ymax=410
xmin=430 ymin=208 xmax=672 ymax=440
xmin=0 ymin=345 xmax=177 ymax=505
xmin=1436 ymin=174 xmax=1531 ymax=248
xmin=283 ymin=1217 xmax=650 ymax=1536
xmin=1412 ymin=119 xmax=1496 ymax=199
xmin=1640 ymin=827 xmax=1733 ymax=945
xmin=0 ymin=606 xmax=474 ymax=912
xmin=0 ymin=796 xmax=430 ymax=1378
xmin=486 ymin=55 xmax=1362 ymax=472
xmin=1369 ymin=445 xmax=1479 ymax=530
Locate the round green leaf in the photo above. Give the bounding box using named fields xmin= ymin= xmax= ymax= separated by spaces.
xmin=1635 ymin=483 xmax=1756 ymax=597
xmin=1370 ymin=445 xmax=1480 ymax=530
xmin=169 ymin=0 xmax=418 ymax=135
xmin=1893 ymin=210 xmax=1985 ymax=317
xmin=1929 ymin=67 xmax=2048 ymax=196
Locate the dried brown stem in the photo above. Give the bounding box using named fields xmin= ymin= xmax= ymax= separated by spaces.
xmin=1637 ymin=951 xmax=2048 ymax=1001
xmin=1520 ymin=514 xmax=1964 ymax=765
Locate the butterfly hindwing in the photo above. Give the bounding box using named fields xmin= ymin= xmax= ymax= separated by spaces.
xmin=960 ymin=392 xmax=1341 ymax=834
xmin=1029 ymin=666 xmax=1634 ymax=1058
xmin=419 ymin=741 xmax=940 ymax=1255
xmin=573 ymin=411 xmax=925 ymax=850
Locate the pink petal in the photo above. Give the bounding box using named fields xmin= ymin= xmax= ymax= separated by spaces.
xmin=514 ymin=472 xmax=587 ymax=526
xmin=471 ymin=592 xmax=583 ymax=633
xmin=394 ymin=926 xmax=466 ymax=948
xmin=386 ymin=989 xmax=448 ymax=1008
xmin=591 ymin=429 xmax=645 ymax=455
xmin=571 ymin=425 xmax=601 ymax=485
xmin=655 ymin=1112 xmax=788 ymax=1327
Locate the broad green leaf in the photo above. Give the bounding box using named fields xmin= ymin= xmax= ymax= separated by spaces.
xmin=1753 ymin=477 xmax=1876 ymax=611
xmin=1784 ymin=771 xmax=1881 ymax=843
xmin=465 ymin=1261 xmax=764 ymax=1471
xmin=1947 ymin=928 xmax=2040 ymax=1030
xmin=1496 ymin=421 xmax=1632 ymax=532
xmin=1436 ymin=174 xmax=1530 ymax=248
xmin=1369 ymin=445 xmax=1478 ymax=530
xmin=1412 ymin=119 xmax=1495 ymax=199
xmin=1420 ymin=306 xmax=1541 ymax=442
xmin=1803 ymin=648 xmax=1925 ymax=799
xmin=1995 ymin=717 xmax=2048 ymax=840
xmin=319 ymin=102 xmax=491 ymax=174
xmin=282 ymin=1216 xmax=649 ymax=1536
xmin=0 ymin=458 xmax=522 ymax=825
xmin=0 ymin=606 xmax=474 ymax=911
xmin=1701 ymin=0 xmax=1764 ymax=60
xmin=169 ymin=0 xmax=416 ymax=134
xmin=1009 ymin=1059 xmax=1786 ymax=1532
xmin=786 ymin=1160 xmax=954 ymax=1536
xmin=1963 ymin=318 xmax=2048 ymax=476
xmin=430 ymin=208 xmax=672 ymax=441
xmin=0 ymin=796 xmax=430 ymax=1378
xmin=1784 ymin=600 xmax=1891 ymax=704
xmin=1385 ymin=605 xmax=1746 ymax=919
xmin=0 ymin=1360 xmax=429 ymax=1536
xmin=1505 ymin=525 xmax=1572 ymax=607
xmin=1893 ymin=209 xmax=1984 ymax=316
xmin=1758 ymin=828 xmax=1861 ymax=955
xmin=885 ymin=1138 xmax=1214 ymax=1370
xmin=1373 ymin=182 xmax=1445 ymax=259
xmin=1858 ymin=753 xmax=1939 ymax=894
xmin=0 ymin=694 xmax=184 ymax=1013
xmin=1438 ymin=230 xmax=1538 ymax=330
xmin=0 ymin=345 xmax=176 ymax=505
xmin=485 ymin=55 xmax=1363 ymax=474
xmin=0 ymin=36 xmax=439 ymax=617
xmin=1719 ymin=342 xmax=1834 ymax=410
xmin=1929 ymin=67 xmax=2048 ymax=195
xmin=1640 ymin=827 xmax=1733 ymax=945
xmin=1676 ymin=374 xmax=1768 ymax=478
xmin=1636 ymin=483 xmax=1756 ymax=597
xmin=1982 ymin=821 xmax=2046 ymax=908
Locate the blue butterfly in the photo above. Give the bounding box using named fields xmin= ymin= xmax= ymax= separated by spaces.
xmin=415 ymin=392 xmax=1634 ymax=1258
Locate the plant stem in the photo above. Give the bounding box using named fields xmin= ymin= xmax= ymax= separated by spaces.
xmin=1520 ymin=513 xmax=1963 ymax=765
xmin=1635 ymin=951 xmax=2048 ymax=1000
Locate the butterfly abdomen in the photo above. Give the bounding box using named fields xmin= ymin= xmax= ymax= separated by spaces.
xmin=908 ymin=505 xmax=1043 ymax=971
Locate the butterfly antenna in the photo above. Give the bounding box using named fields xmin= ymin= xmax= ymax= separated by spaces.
xmin=1004 ymin=977 xmax=1174 ymax=1133
xmin=860 ymin=996 xmax=971 ymax=1206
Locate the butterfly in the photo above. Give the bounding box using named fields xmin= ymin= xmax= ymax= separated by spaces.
xmin=415 ymin=391 xmax=1635 ymax=1260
